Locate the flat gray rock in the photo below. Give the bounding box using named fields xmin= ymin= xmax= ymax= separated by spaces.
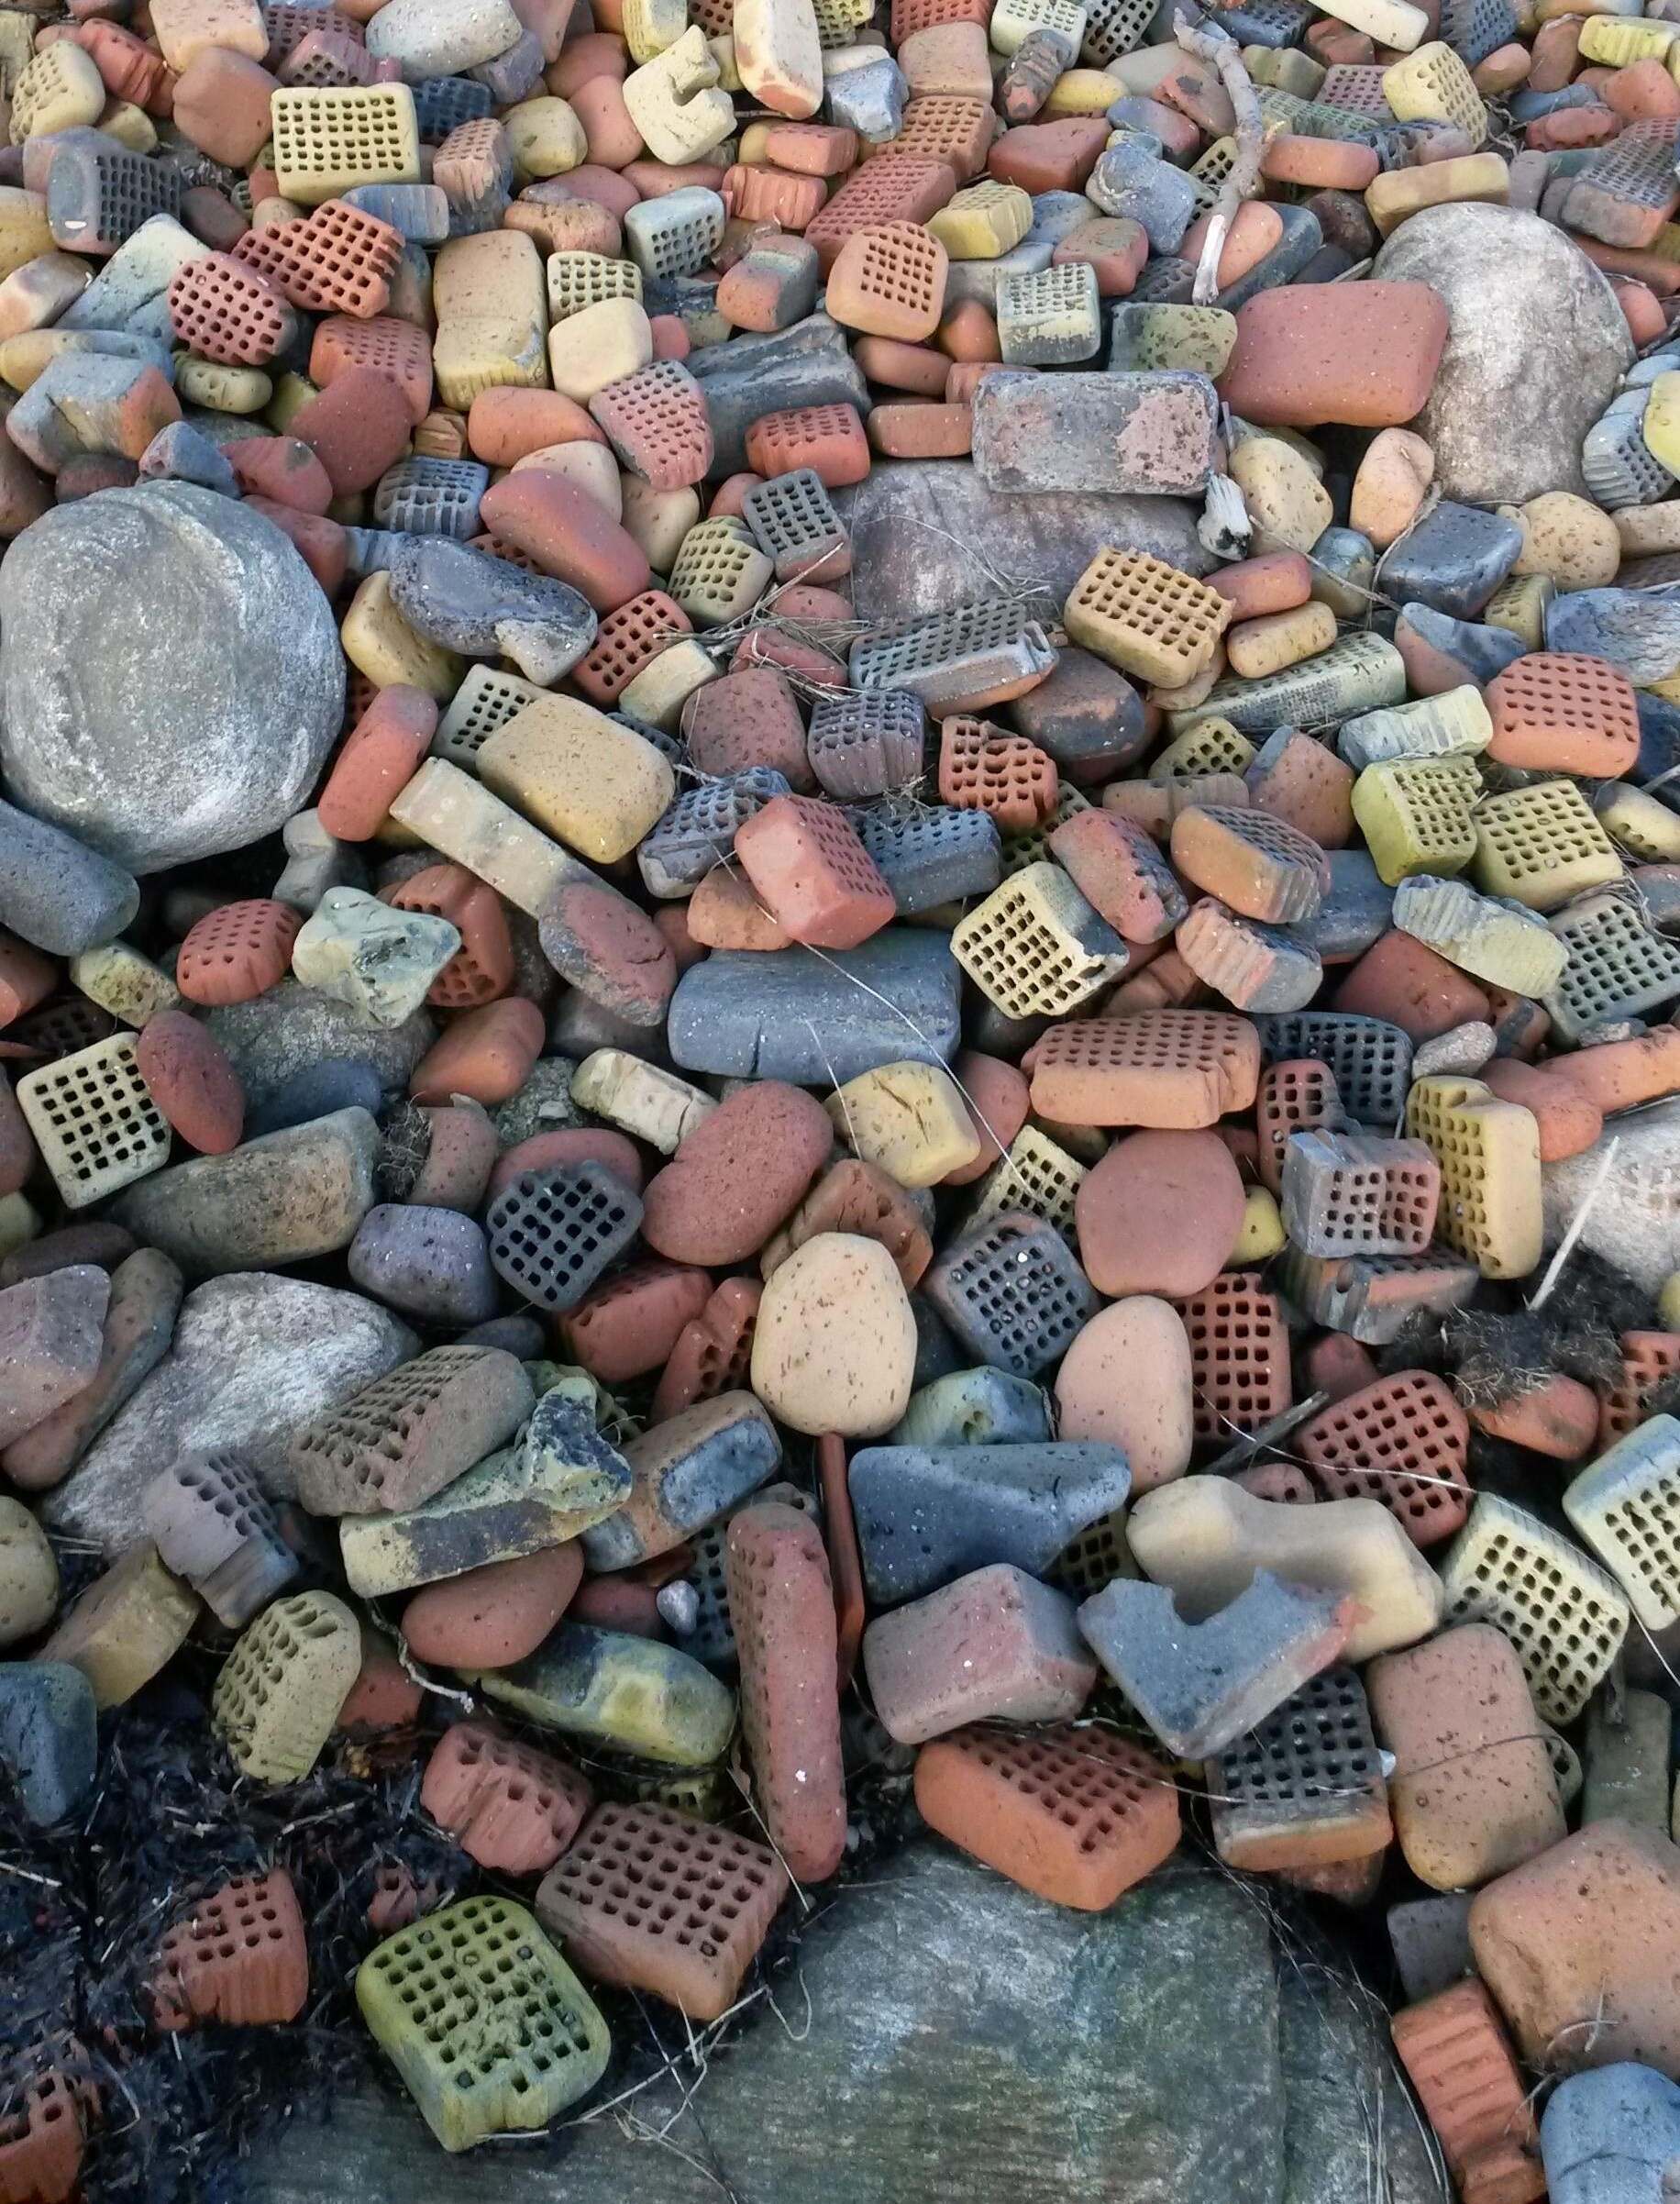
xmin=834 ymin=459 xmax=1208 ymax=622
xmin=1373 ymin=203 xmax=1630 ymax=505
xmin=971 ymin=370 xmax=1220 ymax=497
xmin=0 ymin=484 xmax=344 ymax=875
xmin=250 ymin=1850 xmax=1442 ymax=2204
xmin=43 ymin=1272 xmax=416 ymax=1551
xmin=204 ymin=980 xmax=435 ymax=1113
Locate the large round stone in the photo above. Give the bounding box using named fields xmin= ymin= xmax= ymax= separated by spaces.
xmin=0 ymin=482 xmax=344 ymax=874
xmin=1373 ymin=203 xmax=1631 ymax=505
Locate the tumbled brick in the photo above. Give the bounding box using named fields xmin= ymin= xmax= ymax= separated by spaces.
xmin=862 ymin=1564 xmax=1096 ymax=1744
xmin=1295 ymin=1370 xmax=1469 ymax=1546
xmin=153 ymin=1869 xmax=310 ymax=2031
xmin=290 ymin=1345 xmax=535 ymax=1516
xmin=422 ymin=1719 xmax=592 ymax=1874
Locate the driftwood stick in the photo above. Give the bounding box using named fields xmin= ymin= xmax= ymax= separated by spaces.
xmin=1172 ymin=6 xmax=1265 ymax=307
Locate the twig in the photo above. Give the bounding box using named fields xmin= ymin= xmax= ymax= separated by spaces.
xmin=1172 ymin=7 xmax=1263 ymax=306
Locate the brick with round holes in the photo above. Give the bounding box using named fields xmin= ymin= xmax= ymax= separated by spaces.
xmin=422 ymin=1719 xmax=593 ymax=1874
xmin=1485 ymin=650 xmax=1641 ymax=777
xmin=152 ymin=1868 xmax=310 ymax=2031
xmin=290 ymin=1344 xmax=535 ymax=1516
xmin=1205 ymin=1665 xmax=1392 ymax=1872
xmin=175 ymin=900 xmax=302 ymax=1006
xmin=1024 ymin=1007 xmax=1262 ymax=1128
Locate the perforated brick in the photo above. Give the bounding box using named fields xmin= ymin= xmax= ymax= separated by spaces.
xmin=1252 ymin=1011 xmax=1412 ymax=1127
xmin=1439 ymin=1493 xmax=1629 ymax=1724
xmin=15 ymin=1030 xmax=167 ymax=1211
xmin=744 ymin=401 xmax=871 ymax=488
xmin=1026 ymin=1007 xmax=1261 ymax=1127
xmin=1046 ymin=1507 xmax=1134 ymax=1599
xmin=1064 ymin=548 xmax=1232 ymax=691
xmin=1597 ymin=1330 xmax=1680 ymax=1445
xmin=142 ymin=1449 xmax=297 ymax=1628
xmin=923 ymin=1209 xmax=1099 ymax=1378
xmin=357 ymin=1897 xmax=610 ymax=2150
xmin=213 ymin=1589 xmax=362 ymax=1784
xmin=422 ymin=1720 xmax=593 ymax=1874
xmin=1485 ymin=652 xmax=1640 ymax=778
xmin=950 ymin=861 xmax=1128 ymax=1018
xmin=1584 ymin=390 xmax=1674 ymax=511
xmin=850 ymin=596 xmax=1057 ymax=716
xmin=969 ymin=1124 xmax=1089 ymax=1239
xmin=11 ymin=996 xmax=117 ymax=1061
xmin=485 ymin=1161 xmax=644 ymax=1312
xmin=733 ymin=792 xmax=898 ymax=949
xmin=536 ymin=1802 xmax=787 ymax=2021
xmin=590 ymin=360 xmax=713 ymax=492
xmin=1170 ymin=1272 xmax=1292 ymax=1443
xmin=806 ymin=153 xmax=962 ymax=270
xmin=1276 ymin=1243 xmax=1479 ymax=1345
xmin=638 ymin=768 xmax=790 ymax=898
xmin=624 ymin=188 xmax=724 ymax=281
xmin=854 ymin=803 xmax=1001 ymax=911
xmin=293 ymin=1343 xmax=533 ymax=1518
xmin=387 ymin=862 xmax=514 ymax=1008
xmin=232 ymin=195 xmax=403 ymax=316
xmin=1256 ymin=1059 xmax=1343 ymax=1194
xmin=1280 ymin=1129 xmax=1441 ymax=1257
xmin=47 ymin=137 xmax=181 ymax=256
xmin=269 ymin=83 xmax=420 ymax=206
xmin=669 ymin=515 xmax=773 ymax=625
xmin=741 ymin=469 xmax=850 ymax=587
xmin=1560 ymin=117 xmax=1680 ymax=248
xmin=997 ymin=260 xmax=1101 ymax=367
xmin=827 ymin=219 xmax=949 ymax=343
xmin=807 ymin=688 xmax=923 ymax=800
xmin=936 ymin=716 xmax=1058 ymax=832
xmin=1295 ymin=1371 xmax=1470 ymax=1546
xmin=1473 ymin=777 xmax=1624 ymax=913
xmin=411 ymin=72 xmax=494 ymax=142
xmin=264 ymin=1 xmax=361 ymax=62
xmin=0 ymin=2045 xmax=90 ymax=2204
xmin=1076 ymin=0 xmax=1158 ymax=50
xmin=431 ymin=663 xmax=543 ymax=769
xmin=1564 ymin=1412 xmax=1680 ymax=1632
xmin=1542 ymin=888 xmax=1680 ymax=1042
xmin=1170 ymin=803 xmax=1330 ymax=924
xmin=1382 ymin=40 xmax=1484 ymax=139
xmin=1148 ymin=715 xmax=1255 ymax=781
xmin=1390 ymin=1979 xmax=1542 ymax=2204
xmin=914 ymin=1722 xmax=1177 ymax=1909
xmin=176 ymin=899 xmax=303 ymax=1006
xmin=1352 ymin=755 xmax=1482 ymax=887
xmin=1405 ymin=1074 xmax=1543 ymax=1280
xmin=373 ymin=455 xmax=488 ymax=537
xmin=573 ymin=592 xmax=691 ymax=707
xmin=726 ymin=1501 xmax=846 ymax=1883
xmin=282 ymin=23 xmax=384 ymax=84
xmin=310 ymin=312 xmax=433 ymax=419
xmin=168 ymin=252 xmax=294 ymax=367
xmin=1206 ymin=1667 xmax=1390 ymax=1871
xmin=1191 ymin=630 xmax=1406 ymax=735
xmin=543 ymin=249 xmax=643 ymax=323
xmin=153 ymin=1869 xmax=310 ymax=2031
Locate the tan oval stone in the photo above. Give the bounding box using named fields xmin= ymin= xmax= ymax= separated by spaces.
xmin=750 ymin=1231 xmax=916 ymax=1437
xmin=0 ymin=1493 xmax=57 ymax=1646
xmin=1055 ymin=1298 xmax=1194 ymax=1493
xmin=1503 ymin=489 xmax=1620 ymax=590
xmin=1349 ymin=426 xmax=1434 ymax=548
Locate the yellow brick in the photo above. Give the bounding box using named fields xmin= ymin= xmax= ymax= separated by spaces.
xmin=477 ymin=693 xmax=677 ymax=862
xmin=1365 ymin=151 xmax=1508 ymax=237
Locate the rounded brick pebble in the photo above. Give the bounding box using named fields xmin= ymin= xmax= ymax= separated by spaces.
xmin=135 ymin=1011 xmax=245 ymax=1156
xmin=641 ymin=1082 xmax=834 ymax=1267
xmin=402 ymin=1545 xmax=584 ymax=1669
xmin=1074 ymin=1130 xmax=1245 ymax=1300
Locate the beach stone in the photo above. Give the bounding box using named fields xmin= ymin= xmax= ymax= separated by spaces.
xmin=1055 ymin=1296 xmax=1195 ymax=1492
xmin=0 ymin=1661 xmax=96 ymax=1824
xmin=834 ymin=457 xmax=1209 ymax=621
xmin=751 ymin=1231 xmax=917 ymax=1436
xmin=292 ymin=889 xmax=461 ymax=1029
xmin=641 ymin=1082 xmax=834 ymax=1265
xmin=0 ymin=1265 xmax=108 ymax=1449
xmin=0 ymin=797 xmax=139 ymax=958
xmin=255 ymin=1849 xmax=1440 ymax=2204
xmin=1379 ymin=501 xmax=1523 ymax=621
xmin=0 ymin=484 xmax=344 ymax=874
xmin=1 ymin=1248 xmax=182 ymax=1494
xmin=135 ymin=1009 xmax=244 ymax=1154
xmin=1074 ymin=1130 xmax=1244 ymax=1299
xmin=1349 ymin=429 xmax=1434 ymax=549
xmin=44 ymin=1272 xmax=417 ymax=1552
xmin=0 ymin=1494 xmax=57 ymax=1646
xmin=244 ymin=1057 xmax=385 ymax=1139
xmin=387 ymin=535 xmax=597 ymax=687
xmin=402 ymin=1543 xmax=583 ymax=1668
xmin=108 ymin=1109 xmax=381 ymax=1277
xmin=1547 ymin=589 xmax=1680 ymax=687
xmin=348 ymin=1204 xmax=500 ymax=1327
xmin=204 ymin=980 xmax=435 ymax=1113
xmin=1372 ymin=204 xmax=1632 ymax=504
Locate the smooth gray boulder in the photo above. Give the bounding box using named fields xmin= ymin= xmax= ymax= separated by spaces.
xmin=0 ymin=799 xmax=138 ymax=957
xmin=0 ymin=483 xmax=344 ymax=874
xmin=43 ymin=1271 xmax=417 ymax=1550
xmin=834 ymin=459 xmax=1209 ymax=622
xmin=1373 ymin=203 xmax=1630 ymax=504
xmin=251 ymin=1850 xmax=1441 ymax=2204
xmin=204 ymin=980 xmax=435 ymax=1113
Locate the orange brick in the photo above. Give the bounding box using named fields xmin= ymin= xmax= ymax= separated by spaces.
xmin=744 ymin=402 xmax=872 ymax=486
xmin=936 ymin=714 xmax=1057 ymax=830
xmin=385 ymin=863 xmax=514 ymax=1009
xmin=175 ymin=899 xmax=302 ymax=1006
xmin=1256 ymin=1058 xmax=1344 ymax=1195
xmin=153 ymin=1870 xmax=310 ymax=2030
xmin=1597 ymin=1329 xmax=1680 ymax=1445
xmin=420 ymin=1720 xmax=592 ymax=1875
xmin=1485 ymin=651 xmax=1641 ymax=775
xmin=1389 ymin=1980 xmax=1542 ymax=2204
xmin=1295 ymin=1371 xmax=1471 ymax=1546
xmin=732 ymin=793 xmax=897 ymax=948
xmin=651 ymin=1277 xmax=762 ymax=1423
xmin=1170 ymin=1272 xmax=1293 ymax=1443
xmin=1025 ymin=1008 xmax=1262 ymax=1128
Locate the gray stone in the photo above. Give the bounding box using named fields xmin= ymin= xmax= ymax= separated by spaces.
xmin=0 ymin=1248 xmax=182 ymax=1490
xmin=1310 ymin=526 xmax=1377 ymax=621
xmin=469 ymin=24 xmax=542 ymax=98
xmin=138 ymin=418 xmax=239 ymax=494
xmin=347 ymin=1203 xmax=500 ymax=1327
xmin=1086 ymin=143 xmax=1199 ymax=252
xmin=386 ymin=536 xmax=597 ymax=684
xmin=292 ymin=887 xmax=460 ymax=1028
xmin=686 ymin=314 xmax=869 ymax=474
xmin=108 ymin=1108 xmax=381 ymax=1277
xmin=205 ymin=979 xmax=434 ymax=1113
xmin=44 ymin=1271 xmax=416 ymax=1550
xmin=1078 ymin=1570 xmax=1354 ymax=1756
xmin=889 ymin=1367 xmax=1052 ymax=1446
xmin=834 ymin=458 xmax=1208 ymax=622
xmin=244 ymin=1057 xmax=386 ymax=1138
xmin=1396 ymin=602 xmax=1527 ymax=687
xmin=0 ymin=1662 xmax=96 ymax=1826
xmin=492 ymin=1056 xmax=585 ymax=1144
xmin=822 ymin=50 xmax=906 ymax=139
xmin=1387 ymin=1891 xmax=1476 ymax=2003
xmin=59 ymin=213 xmax=208 ymax=342
xmin=0 ymin=797 xmax=139 ymax=956
xmin=252 ymin=1847 xmax=1441 ymax=2204
xmin=273 ymin=808 xmax=368 ymax=914
xmin=1542 ymin=2063 xmax=1680 ymax=2204
xmin=668 ymin=933 xmax=962 ymax=1082
xmin=1378 ymin=500 xmax=1522 ymax=620
xmin=1547 ymin=588 xmax=1680 ymax=686
xmin=1373 ymin=202 xmax=1632 ymax=504
xmin=1543 ymin=1100 xmax=1680 ymax=1294
xmin=0 ymin=484 xmax=345 ymax=874
xmin=364 ymin=0 xmax=522 ymax=80
xmin=849 ymin=1441 xmax=1132 ymax=1605
xmin=970 ymin=368 xmax=1219 ymax=496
